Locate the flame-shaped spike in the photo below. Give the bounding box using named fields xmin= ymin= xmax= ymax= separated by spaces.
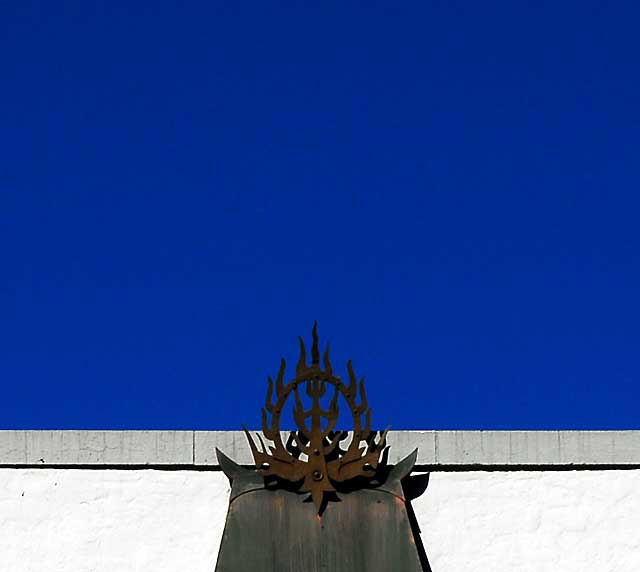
xmin=378 ymin=426 xmax=390 ymax=448
xmin=276 ymin=358 xmax=286 ymax=395
xmin=329 ymin=384 xmax=339 ymax=413
xmin=265 ymin=376 xmax=274 ymax=412
xmin=359 ymin=378 xmax=368 ymax=409
xmin=294 ymin=385 xmax=305 ymax=415
xmin=311 ymin=487 xmax=324 ymax=514
xmin=296 ymin=336 xmax=307 ymax=376
xmin=347 ymin=360 xmax=357 ymax=395
xmin=256 ymin=433 xmax=268 ymax=454
xmin=311 ymin=321 xmax=320 ymax=364
xmin=293 ymin=405 xmax=304 ymax=428
xmin=323 ymin=343 xmax=332 ymax=375
xmin=242 ymin=425 xmax=260 ymax=459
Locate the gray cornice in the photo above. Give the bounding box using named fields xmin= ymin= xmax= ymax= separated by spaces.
xmin=0 ymin=430 xmax=638 ymax=469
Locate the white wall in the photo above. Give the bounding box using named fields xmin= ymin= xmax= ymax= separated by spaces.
xmin=0 ymin=469 xmax=227 ymax=572
xmin=416 ymin=470 xmax=640 ymax=572
xmin=1 ymin=468 xmax=638 ymax=572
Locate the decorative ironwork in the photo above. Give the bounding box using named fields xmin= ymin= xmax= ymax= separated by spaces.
xmin=215 ymin=325 xmax=427 ymax=571
xmin=243 ymin=323 xmax=389 ymax=513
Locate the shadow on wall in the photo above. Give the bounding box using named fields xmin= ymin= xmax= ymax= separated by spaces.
xmin=404 ymin=472 xmax=433 ymax=572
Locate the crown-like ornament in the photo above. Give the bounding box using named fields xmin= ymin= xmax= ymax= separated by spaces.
xmin=243 ymin=323 xmax=389 ymax=513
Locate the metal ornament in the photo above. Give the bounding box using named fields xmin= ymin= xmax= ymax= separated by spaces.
xmin=242 ymin=323 xmax=389 ymax=513
xmin=214 ymin=325 xmax=430 ymax=572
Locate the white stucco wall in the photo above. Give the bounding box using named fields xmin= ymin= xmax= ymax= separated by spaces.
xmin=0 ymin=469 xmax=226 ymax=572
xmin=1 ymin=468 xmax=639 ymax=572
xmin=416 ymin=470 xmax=640 ymax=571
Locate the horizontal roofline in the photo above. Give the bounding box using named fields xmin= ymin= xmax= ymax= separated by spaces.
xmin=0 ymin=430 xmax=638 ymax=469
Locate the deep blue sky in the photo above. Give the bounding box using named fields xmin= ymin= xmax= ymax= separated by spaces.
xmin=1 ymin=1 xmax=639 ymax=429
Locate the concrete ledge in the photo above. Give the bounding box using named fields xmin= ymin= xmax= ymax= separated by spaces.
xmin=0 ymin=431 xmax=194 ymax=466
xmin=0 ymin=431 xmax=638 ymax=468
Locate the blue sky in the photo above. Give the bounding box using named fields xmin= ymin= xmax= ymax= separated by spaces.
xmin=1 ymin=1 xmax=639 ymax=429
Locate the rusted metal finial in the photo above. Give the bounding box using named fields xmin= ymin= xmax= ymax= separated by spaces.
xmin=244 ymin=324 xmax=389 ymax=514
